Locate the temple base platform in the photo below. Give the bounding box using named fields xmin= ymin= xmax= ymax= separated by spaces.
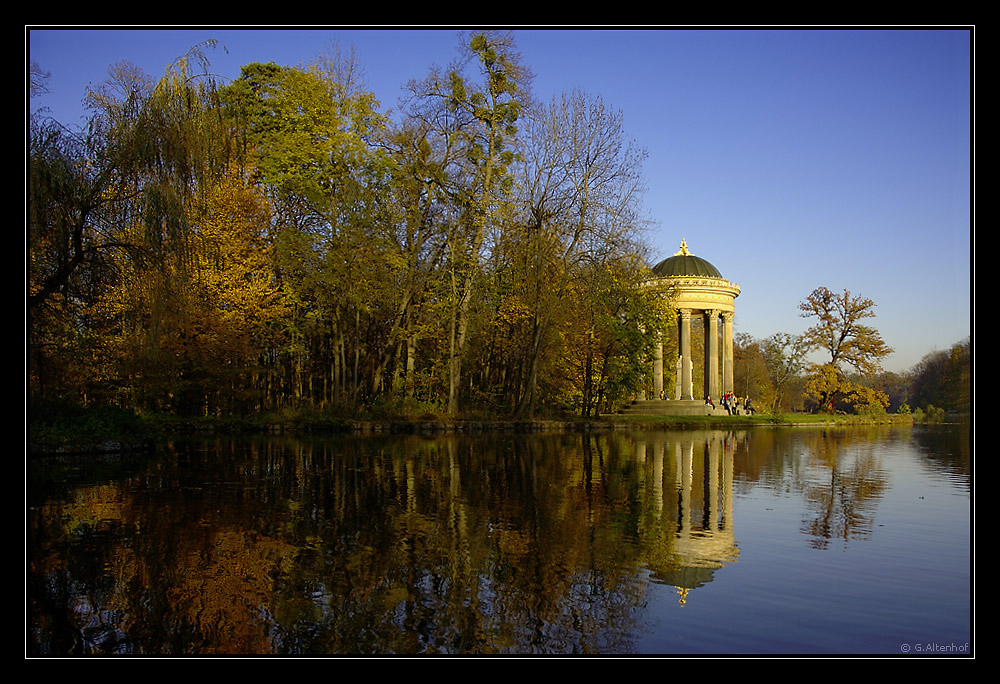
xmin=623 ymin=399 xmax=744 ymax=417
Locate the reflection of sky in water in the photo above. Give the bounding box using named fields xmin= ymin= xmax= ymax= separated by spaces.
xmin=640 ymin=426 xmax=971 ymax=655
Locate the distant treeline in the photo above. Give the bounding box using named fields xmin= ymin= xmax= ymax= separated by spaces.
xmin=904 ymin=337 xmax=971 ymax=414
xmin=731 ymin=334 xmax=970 ymax=416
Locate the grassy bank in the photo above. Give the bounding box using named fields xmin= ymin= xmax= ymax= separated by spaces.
xmin=30 ymin=399 xmax=922 ymax=455
xmin=28 ymin=398 xmax=154 ymax=454
xmin=601 ymin=412 xmax=915 ymax=430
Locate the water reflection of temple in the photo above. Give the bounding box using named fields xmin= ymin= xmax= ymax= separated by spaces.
xmin=632 ymin=431 xmax=740 ymax=605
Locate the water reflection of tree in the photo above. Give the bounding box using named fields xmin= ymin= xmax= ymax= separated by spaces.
xmin=797 ymin=430 xmax=890 ymax=550
xmin=29 ymin=431 xmax=745 ymax=654
xmin=738 ymin=428 xmax=893 ymax=550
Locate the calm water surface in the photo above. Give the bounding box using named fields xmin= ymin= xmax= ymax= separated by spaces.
xmin=28 ymin=425 xmax=972 ymax=656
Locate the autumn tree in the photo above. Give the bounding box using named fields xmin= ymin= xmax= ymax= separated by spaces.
xmin=29 ymin=59 xmax=157 ymax=399
xmin=29 ymin=42 xmax=241 ymax=407
xmin=225 ymin=58 xmax=395 ymax=410
xmin=379 ymin=114 xmax=465 ymax=411
xmin=733 ymin=333 xmax=775 ymax=409
xmin=405 ymin=30 xmax=530 ymax=416
xmin=761 ymin=332 xmax=808 ymax=412
xmin=499 ymin=89 xmax=650 ymax=417
xmin=567 ymin=257 xmax=669 ymax=417
xmin=799 ymin=287 xmax=893 ymax=412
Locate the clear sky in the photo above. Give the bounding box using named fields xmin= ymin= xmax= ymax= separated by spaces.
xmin=27 ymin=27 xmax=973 ymax=373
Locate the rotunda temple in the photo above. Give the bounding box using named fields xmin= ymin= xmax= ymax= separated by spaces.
xmin=637 ymin=239 xmax=741 ymax=414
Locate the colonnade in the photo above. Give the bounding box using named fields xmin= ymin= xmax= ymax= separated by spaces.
xmin=651 ymin=308 xmax=736 ymax=402
xmin=640 ymin=240 xmax=740 ymax=408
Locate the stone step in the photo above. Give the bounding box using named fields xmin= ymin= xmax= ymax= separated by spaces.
xmin=623 ymin=400 xmax=750 ymax=417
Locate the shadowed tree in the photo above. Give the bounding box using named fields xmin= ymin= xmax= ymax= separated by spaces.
xmin=29 ymin=42 xmax=239 ymax=403
xmin=508 ymin=89 xmax=650 ymax=417
xmin=405 ymin=30 xmax=531 ymax=416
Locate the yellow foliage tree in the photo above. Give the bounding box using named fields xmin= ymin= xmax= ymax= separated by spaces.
xmin=87 ymin=165 xmax=288 ymax=414
xmin=799 ymin=287 xmax=893 ymax=413
xmin=844 ymin=383 xmax=891 ymax=414
xmin=180 ymin=166 xmax=290 ymax=414
xmin=190 ymin=167 xmax=288 ymax=358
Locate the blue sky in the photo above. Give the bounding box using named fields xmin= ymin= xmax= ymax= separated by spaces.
xmin=27 ymin=27 xmax=973 ymax=373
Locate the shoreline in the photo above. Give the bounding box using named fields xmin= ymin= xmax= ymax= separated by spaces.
xmin=29 ymin=412 xmax=929 ymax=456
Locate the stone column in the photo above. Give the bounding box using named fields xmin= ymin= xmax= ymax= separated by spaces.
xmin=722 ymin=312 xmax=735 ymax=395
xmin=675 ymin=355 xmax=682 ymax=400
xmin=704 ymin=309 xmax=720 ymax=402
xmin=653 ymin=332 xmax=664 ymax=397
xmin=678 ymin=309 xmax=693 ymax=400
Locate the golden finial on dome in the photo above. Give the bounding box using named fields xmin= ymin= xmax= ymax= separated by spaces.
xmin=674 ymin=239 xmax=691 ymax=256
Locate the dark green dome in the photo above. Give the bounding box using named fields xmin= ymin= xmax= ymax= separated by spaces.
xmin=651 ymin=239 xmax=723 ymax=278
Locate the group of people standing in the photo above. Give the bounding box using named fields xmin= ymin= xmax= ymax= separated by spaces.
xmin=706 ymin=392 xmax=755 ymax=415
xmin=724 ymin=392 xmax=753 ymax=415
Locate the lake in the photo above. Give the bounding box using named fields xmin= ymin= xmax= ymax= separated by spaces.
xmin=27 ymin=424 xmax=972 ymax=656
